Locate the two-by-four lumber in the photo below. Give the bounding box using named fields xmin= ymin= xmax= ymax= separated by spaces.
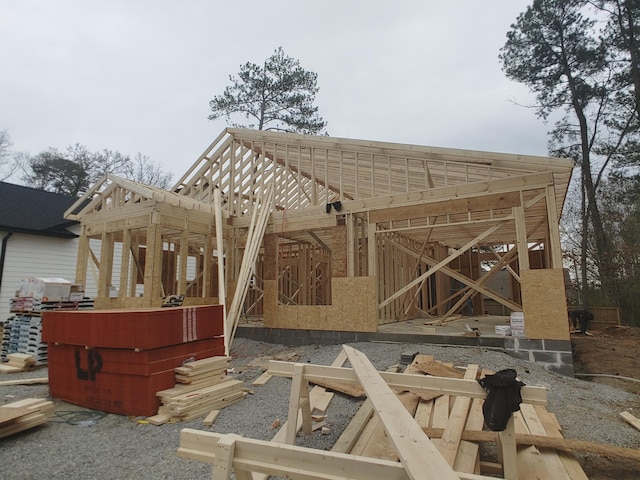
xmin=285 ymin=364 xmax=312 ymax=444
xmin=251 ymin=370 xmax=273 ymax=386
xmin=349 ymin=355 xmax=426 ymax=462
xmin=532 ymin=404 xmax=588 ymax=480
xmin=518 ymin=403 xmax=571 ymax=480
xmin=0 ymin=377 xmax=48 ymax=386
xmin=423 ymin=427 xmax=640 ymax=464
xmin=250 ymin=350 xmax=349 ymax=480
xmin=437 ymin=364 xmax=479 ymax=466
xmin=178 ymin=429 xmax=498 ymax=480
xmin=268 ymin=360 xmax=547 ymax=405
xmin=175 ymin=356 xmax=230 ymax=375
xmin=0 ymin=398 xmax=54 ymax=439
xmin=342 ymin=345 xmax=460 ymax=480
xmin=331 ymin=398 xmax=375 ymax=454
xmin=620 ymin=411 xmax=640 ymax=432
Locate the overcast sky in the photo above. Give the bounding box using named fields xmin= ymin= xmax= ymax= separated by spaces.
xmin=0 ymin=1 xmax=547 ymax=184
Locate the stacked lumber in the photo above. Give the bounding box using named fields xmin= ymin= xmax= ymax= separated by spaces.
xmin=334 ymin=353 xmax=589 ymax=479
xmin=180 ymin=348 xmax=637 ymax=479
xmin=0 ymin=353 xmax=37 ymax=373
xmin=0 ymin=397 xmax=54 ymax=439
xmin=148 ymin=356 xmax=244 ymax=425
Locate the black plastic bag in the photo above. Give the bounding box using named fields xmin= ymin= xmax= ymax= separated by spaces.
xmin=478 ymin=369 xmax=525 ymax=431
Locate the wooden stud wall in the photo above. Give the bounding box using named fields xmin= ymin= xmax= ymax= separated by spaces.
xmin=67 ymin=129 xmax=574 ymax=340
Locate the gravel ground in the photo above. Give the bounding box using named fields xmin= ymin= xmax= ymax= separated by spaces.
xmin=1 ymin=338 xmax=639 ymax=479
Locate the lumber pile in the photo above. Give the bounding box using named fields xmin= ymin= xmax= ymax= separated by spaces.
xmin=332 ymin=352 xmax=589 ymax=479
xmin=180 ymin=347 xmax=599 ymax=480
xmin=148 ymin=356 xmax=244 ymax=425
xmin=0 ymin=353 xmax=37 ymax=373
xmin=0 ymin=397 xmax=54 ymax=439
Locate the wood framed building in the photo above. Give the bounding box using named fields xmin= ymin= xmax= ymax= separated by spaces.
xmin=65 ymin=128 xmax=573 ymax=344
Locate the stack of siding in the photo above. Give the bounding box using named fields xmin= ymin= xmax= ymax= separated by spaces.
xmin=0 ymin=398 xmax=55 ymax=439
xmin=1 ymin=315 xmax=47 ymax=365
xmin=3 ymin=297 xmax=95 ymax=366
xmin=36 ymin=298 xmax=95 ymax=312
xmin=148 ymin=356 xmax=244 ymax=425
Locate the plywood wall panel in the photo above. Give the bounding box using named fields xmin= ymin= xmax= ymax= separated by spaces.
xmin=520 ymin=269 xmax=569 ymax=340
xmin=331 ymin=225 xmax=348 ymax=277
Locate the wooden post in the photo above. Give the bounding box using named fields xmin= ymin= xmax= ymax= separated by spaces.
xmin=213 ymin=434 xmax=236 ymax=480
xmin=98 ymin=231 xmax=114 ymax=299
xmin=545 ymin=186 xmax=562 ymax=269
xmin=144 ymin=221 xmax=160 ymax=304
xmin=214 ymin=189 xmax=228 ymax=354
xmin=285 ymin=363 xmax=312 ymax=444
xmin=514 ymin=205 xmax=529 ymax=271
xmin=75 ymin=226 xmax=89 ymax=289
xmin=202 ymin=231 xmax=212 ymax=297
xmin=178 ymin=229 xmax=188 ymax=295
xmin=498 ymin=416 xmax=518 ymax=480
xmin=118 ymin=228 xmax=131 ymax=299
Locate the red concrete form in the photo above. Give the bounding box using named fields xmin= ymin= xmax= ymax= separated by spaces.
xmin=47 ymin=338 xmax=225 ymax=416
xmin=42 ymin=305 xmax=224 ymax=349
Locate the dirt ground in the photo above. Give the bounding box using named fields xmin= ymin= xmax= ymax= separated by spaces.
xmin=570 ymin=325 xmax=640 ymax=479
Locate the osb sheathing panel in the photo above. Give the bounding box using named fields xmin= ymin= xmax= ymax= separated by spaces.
xmin=262 ymin=233 xmax=277 ymax=281
xmin=263 ymin=277 xmax=377 ymax=332
xmin=520 ymin=268 xmax=569 ymax=340
xmin=331 ymin=225 xmax=347 ymax=278
xmin=262 ymin=280 xmax=279 ymax=325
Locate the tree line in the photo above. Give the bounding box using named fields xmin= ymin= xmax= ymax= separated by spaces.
xmin=4 ymin=31 xmax=636 ymax=322
xmin=0 ymin=132 xmax=173 ymax=195
xmin=501 ymin=0 xmax=640 ymax=323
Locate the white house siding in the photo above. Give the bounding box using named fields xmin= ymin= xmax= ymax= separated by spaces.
xmin=0 ymin=226 xmax=98 ymax=321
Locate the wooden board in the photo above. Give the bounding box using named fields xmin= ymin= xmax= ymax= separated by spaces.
xmin=0 ymin=406 xmax=31 ymax=425
xmin=343 ymin=345 xmax=459 ymax=480
xmin=620 ymin=411 xmax=640 ymax=431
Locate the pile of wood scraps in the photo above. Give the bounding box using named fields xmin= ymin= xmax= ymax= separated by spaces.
xmin=0 ymin=397 xmax=54 ymax=439
xmin=0 ymin=353 xmax=37 ymax=373
xmin=148 ymin=356 xmax=245 ymax=425
xmin=177 ymin=345 xmax=640 ymax=480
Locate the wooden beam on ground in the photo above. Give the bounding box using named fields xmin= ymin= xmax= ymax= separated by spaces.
xmin=251 ymin=371 xmax=273 ymax=386
xmin=437 ymin=365 xmax=479 ymax=465
xmin=342 ymin=345 xmax=459 ymax=480
xmin=620 ymin=411 xmax=640 ymax=431
xmin=519 ymin=403 xmax=571 ymax=480
xmin=0 ymin=377 xmax=48 ymax=386
xmin=179 ymin=429 xmax=501 ymax=480
xmin=250 ymin=351 xmax=347 ymax=480
xmin=331 ymin=398 xmax=375 ymax=454
xmin=268 ymin=360 xmax=547 ymax=405
xmin=420 ymin=427 xmax=640 ymax=463
xmin=533 ymin=404 xmax=588 ymax=480
xmin=497 ymin=416 xmax=518 ymax=480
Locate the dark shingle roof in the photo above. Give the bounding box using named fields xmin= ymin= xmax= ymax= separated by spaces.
xmin=0 ymin=181 xmax=78 ymax=238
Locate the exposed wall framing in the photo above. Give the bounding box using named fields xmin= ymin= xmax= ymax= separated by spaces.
xmin=65 ymin=129 xmax=574 ymax=342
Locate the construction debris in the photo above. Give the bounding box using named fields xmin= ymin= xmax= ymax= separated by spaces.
xmin=202 ymin=409 xmax=220 ymax=427
xmin=620 ymin=411 xmax=640 ymax=432
xmin=147 ymin=356 xmax=244 ymax=425
xmin=0 ymin=376 xmax=48 ymax=386
xmin=0 ymin=397 xmax=54 ymax=439
xmin=178 ymin=346 xmax=603 ymax=480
